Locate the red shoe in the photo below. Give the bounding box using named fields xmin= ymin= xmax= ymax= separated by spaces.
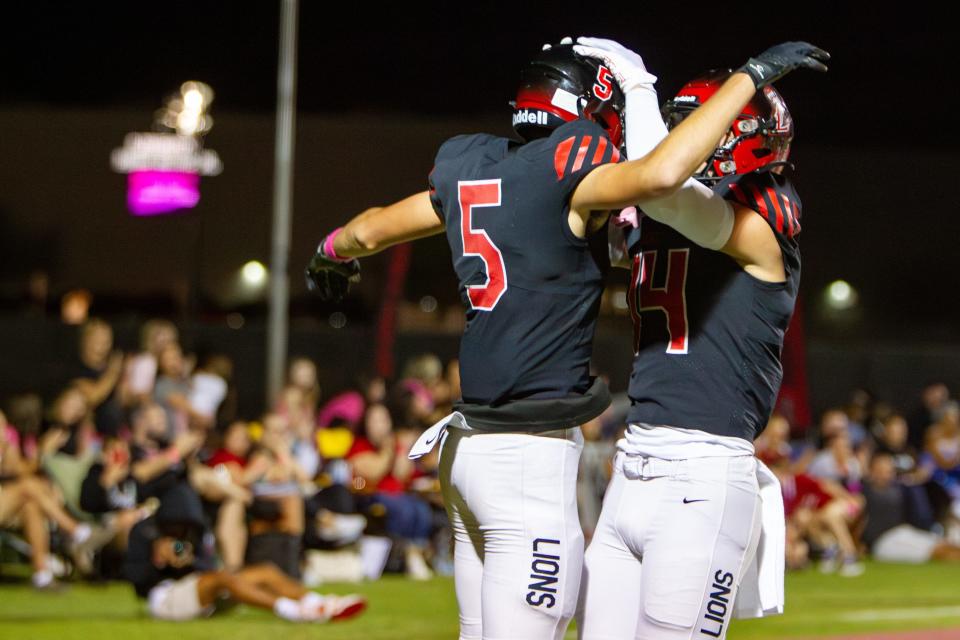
xmin=304 ymin=594 xmax=367 ymax=623
xmin=328 ymin=594 xmax=367 ymax=622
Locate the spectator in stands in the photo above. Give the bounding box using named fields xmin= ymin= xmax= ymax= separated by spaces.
xmin=361 ymin=374 xmax=388 ymax=406
xmin=809 ymin=431 xmax=864 ymax=493
xmin=771 ymin=454 xmax=865 ymax=576
xmin=41 ymin=387 xmax=100 ymax=521
xmin=347 ymin=402 xmax=433 ymax=580
xmin=153 ymin=343 xmax=209 ymax=434
xmin=2 ymin=394 xmax=42 ymax=465
xmin=401 ymin=353 xmax=443 ymax=391
xmin=875 ymin=413 xmax=928 ymax=479
xmin=244 ymin=413 xmax=308 ymax=577
xmin=287 ymin=357 xmax=321 ymax=420
xmin=756 ymin=414 xmax=796 ymax=466
xmin=188 ymin=354 xmax=232 ymax=431
xmin=80 ymin=436 xmax=155 ymax=549
xmin=863 ymin=452 xmax=960 ymax=562
xmin=124 ymin=319 xmax=179 ymax=407
xmin=401 ymin=353 xmax=452 ymax=423
xmin=925 ymin=401 xmax=960 ymax=520
xmin=756 ymin=413 xmax=815 ymax=473
xmin=389 ymin=380 xmax=434 ymax=433
xmin=124 ymin=483 xmax=365 ymax=622
xmin=268 ymin=387 xmax=367 ymax=552
xmin=203 ymin=421 xmax=257 ymax=571
xmin=276 ymin=385 xmax=320 ymax=481
xmin=129 ymin=402 xmax=203 ymax=500
xmin=70 ymin=318 xmax=125 ymax=437
xmin=908 ymin=382 xmax=950 ymax=451
xmin=844 ymin=395 xmax=871 ymax=450
xmin=872 ymin=412 xmax=939 ymax=527
xmin=816 ymin=408 xmax=850 ymax=447
xmin=2 ymin=410 xmax=112 ymax=585
xmin=45 ymin=385 xmax=95 ymax=459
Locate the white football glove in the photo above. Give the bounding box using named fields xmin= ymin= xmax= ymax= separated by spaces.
xmin=572 ymin=37 xmax=657 ymax=93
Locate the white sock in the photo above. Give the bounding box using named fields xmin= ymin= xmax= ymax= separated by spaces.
xmin=300 ymin=592 xmax=325 ymax=609
xmin=32 ymin=569 xmax=54 ymax=588
xmin=72 ymin=523 xmax=92 ymax=544
xmin=274 ymin=596 xmax=302 ymax=621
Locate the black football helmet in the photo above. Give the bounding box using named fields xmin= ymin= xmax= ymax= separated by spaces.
xmin=512 ymin=43 xmax=625 ymax=147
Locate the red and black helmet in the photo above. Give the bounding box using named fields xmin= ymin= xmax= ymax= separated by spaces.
xmin=512 ymin=43 xmax=625 ymax=147
xmin=662 ymin=69 xmax=794 ymax=183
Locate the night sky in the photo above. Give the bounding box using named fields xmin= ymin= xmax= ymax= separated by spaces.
xmin=2 ymin=2 xmax=956 ymax=340
xmin=5 ymin=2 xmax=948 ymax=147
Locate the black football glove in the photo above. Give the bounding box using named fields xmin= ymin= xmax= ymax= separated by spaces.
xmin=304 ymin=243 xmax=360 ymax=303
xmin=738 ymin=41 xmax=830 ymax=89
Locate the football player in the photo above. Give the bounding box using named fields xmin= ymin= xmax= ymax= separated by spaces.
xmin=572 ymin=38 xmax=828 ymax=640
xmin=306 ymin=39 xmax=827 ymax=640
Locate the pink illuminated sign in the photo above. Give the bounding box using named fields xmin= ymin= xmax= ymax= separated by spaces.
xmin=112 ymin=132 xmax=221 ymax=217
xmin=127 ymin=170 xmax=200 ymax=216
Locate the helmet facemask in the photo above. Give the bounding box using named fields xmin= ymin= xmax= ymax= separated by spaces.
xmin=662 ymin=71 xmax=794 ymax=183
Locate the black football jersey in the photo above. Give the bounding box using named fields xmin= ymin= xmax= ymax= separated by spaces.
xmin=624 ymin=167 xmax=802 ymax=442
xmin=429 ymin=119 xmax=621 ymax=412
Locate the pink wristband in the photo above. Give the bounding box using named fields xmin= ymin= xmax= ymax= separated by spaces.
xmin=321 ymin=227 xmax=350 ymax=262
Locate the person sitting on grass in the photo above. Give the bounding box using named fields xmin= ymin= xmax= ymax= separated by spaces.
xmin=124 ymin=483 xmax=365 ymax=622
xmin=1 ymin=409 xmax=114 ymax=587
xmin=863 ymin=452 xmax=960 ymax=563
xmin=770 ymin=453 xmax=866 ymax=576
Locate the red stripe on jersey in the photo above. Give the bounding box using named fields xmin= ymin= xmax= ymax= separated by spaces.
xmin=610 ymin=145 xmax=621 ymax=163
xmin=572 ymin=136 xmax=592 ymax=173
xmin=767 ymin=186 xmax=787 ymax=234
xmin=747 ymin=183 xmax=778 ymax=232
xmin=554 ymin=137 xmax=575 ymax=180
xmin=591 ymin=137 xmax=608 ymax=166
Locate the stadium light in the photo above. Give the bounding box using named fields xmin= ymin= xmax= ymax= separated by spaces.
xmin=825 ymin=279 xmax=858 ymax=310
xmin=242 ymin=260 xmax=268 ymax=287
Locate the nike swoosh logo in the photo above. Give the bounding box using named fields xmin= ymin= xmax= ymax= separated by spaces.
xmin=423 ymin=435 xmax=437 ymax=445
xmin=682 ymin=498 xmax=708 ymax=504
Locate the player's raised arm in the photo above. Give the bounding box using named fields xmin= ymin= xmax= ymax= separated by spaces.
xmin=570 ymin=41 xmax=829 ymax=214
xmin=305 ymin=190 xmax=444 ymax=302
xmin=332 ymin=191 xmax=443 ymax=257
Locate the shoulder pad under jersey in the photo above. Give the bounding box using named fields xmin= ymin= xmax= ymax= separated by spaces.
xmin=716 ymin=168 xmax=802 ymax=240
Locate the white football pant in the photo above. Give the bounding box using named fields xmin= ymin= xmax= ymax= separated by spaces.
xmin=440 ymin=424 xmax=584 ymax=640
xmin=578 ymin=453 xmax=761 ymax=640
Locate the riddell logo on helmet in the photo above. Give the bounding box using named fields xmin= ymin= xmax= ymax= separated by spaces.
xmin=513 ymin=110 xmax=550 ymax=127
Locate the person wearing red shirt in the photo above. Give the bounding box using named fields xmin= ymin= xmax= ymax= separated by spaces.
xmin=347 ymin=403 xmax=432 ymax=579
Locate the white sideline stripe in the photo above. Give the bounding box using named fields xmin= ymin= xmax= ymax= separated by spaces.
xmin=839 ymin=606 xmax=960 ymax=622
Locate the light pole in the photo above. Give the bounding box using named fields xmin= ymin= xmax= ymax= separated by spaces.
xmin=266 ymin=0 xmax=299 ymax=405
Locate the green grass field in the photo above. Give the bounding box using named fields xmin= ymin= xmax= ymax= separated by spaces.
xmin=1 ymin=562 xmax=958 ymax=639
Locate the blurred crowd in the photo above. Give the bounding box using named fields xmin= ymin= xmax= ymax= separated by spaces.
xmin=0 ymin=317 xmax=457 ymax=595
xmin=2 ymin=317 xmax=960 ymax=601
xmin=754 ymin=384 xmax=960 ymax=575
